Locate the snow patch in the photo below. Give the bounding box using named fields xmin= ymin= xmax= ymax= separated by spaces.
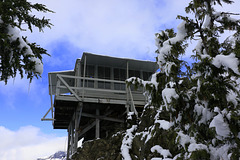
xmin=203 ymin=15 xmax=211 ymax=28
xmin=177 ymin=131 xmax=196 ymax=149
xmin=121 ymin=125 xmax=137 ymax=160
xmin=155 ymin=120 xmax=173 ymax=130
xmin=162 ymin=88 xmax=179 ymax=106
xmin=209 ymin=144 xmax=232 ymax=160
xmin=127 ymin=72 xmax=158 ymax=91
xmin=157 ymin=21 xmax=186 ymax=73
xmin=226 ymin=90 xmax=238 ymax=107
xmin=7 ymin=23 xmax=43 ymax=75
xmin=151 ymin=145 xmax=172 ymax=158
xmin=212 ymin=53 xmax=240 ymax=75
xmin=209 ymin=113 xmax=230 ymax=138
xmin=188 ymin=143 xmax=209 ymax=152
xmin=194 ymin=103 xmax=213 ymax=124
xmin=127 ymin=112 xmax=135 ymax=120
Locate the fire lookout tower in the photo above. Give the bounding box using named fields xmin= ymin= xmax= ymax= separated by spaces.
xmin=42 ymin=52 xmax=158 ymax=159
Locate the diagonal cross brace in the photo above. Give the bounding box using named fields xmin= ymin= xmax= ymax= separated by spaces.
xmin=57 ymin=74 xmax=82 ymax=102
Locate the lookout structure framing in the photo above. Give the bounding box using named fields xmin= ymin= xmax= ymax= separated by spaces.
xmin=41 ymin=52 xmax=158 ymax=159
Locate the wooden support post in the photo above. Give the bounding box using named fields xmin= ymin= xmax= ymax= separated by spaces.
xmin=126 ymin=60 xmax=129 ymax=79
xmin=70 ymin=120 xmax=74 ymax=156
xmin=75 ymin=60 xmax=81 ymax=94
xmin=110 ymin=67 xmax=114 ymax=89
xmin=95 ymin=108 xmax=100 ymax=139
xmin=82 ymin=55 xmax=87 ymax=100
xmin=67 ymin=126 xmax=71 ymax=160
xmin=94 ymin=65 xmax=98 ymax=89
xmin=66 ymin=103 xmax=83 ymax=159
xmin=74 ymin=102 xmax=83 ymax=152
xmin=74 ymin=112 xmax=78 ymax=153
xmin=56 ymin=78 xmax=61 ymax=95
xmin=126 ymin=60 xmax=130 ymax=114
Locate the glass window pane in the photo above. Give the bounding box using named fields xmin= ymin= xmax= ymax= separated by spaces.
xmin=143 ymin=72 xmax=152 ymax=80
xmin=129 ymin=70 xmax=134 ymax=78
xmin=98 ymin=66 xmax=104 ymax=79
xmin=120 ymin=69 xmax=126 ymax=81
xmin=114 ymin=68 xmax=120 ymax=80
xmin=120 ymin=84 xmax=125 ymax=90
xmin=87 ymin=80 xmax=94 ymax=88
xmin=87 ymin=65 xmax=94 ymax=77
xmin=105 ymin=67 xmax=110 ymax=79
xmin=135 ymin=70 xmax=140 ymax=78
xmin=98 ymin=81 xmax=104 ymax=89
xmin=114 ymin=83 xmax=121 ymax=90
xmin=105 ymin=82 xmax=111 ymax=89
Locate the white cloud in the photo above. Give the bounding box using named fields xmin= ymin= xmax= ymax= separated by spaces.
xmin=0 ymin=126 xmax=67 ymax=160
xmin=26 ymin=0 xmax=188 ymax=62
xmin=21 ymin=0 xmax=240 ymax=64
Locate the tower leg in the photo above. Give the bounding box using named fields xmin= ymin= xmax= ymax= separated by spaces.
xmin=95 ymin=108 xmax=100 ymax=139
xmin=67 ymin=126 xmax=71 ymax=160
xmin=74 ymin=102 xmax=83 ymax=152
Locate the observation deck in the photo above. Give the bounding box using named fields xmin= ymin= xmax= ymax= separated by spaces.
xmin=42 ymin=52 xmax=158 ymax=159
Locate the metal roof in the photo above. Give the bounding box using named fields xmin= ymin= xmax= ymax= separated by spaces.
xmin=81 ymin=52 xmax=158 ymax=71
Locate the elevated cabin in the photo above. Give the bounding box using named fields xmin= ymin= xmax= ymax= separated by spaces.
xmin=42 ymin=52 xmax=158 ymax=159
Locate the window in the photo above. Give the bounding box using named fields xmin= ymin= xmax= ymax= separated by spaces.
xmin=114 ymin=68 xmax=126 ymax=81
xmin=81 ymin=65 xmax=95 ymax=88
xmin=129 ymin=70 xmax=140 ymax=78
xmin=114 ymin=68 xmax=126 ymax=90
xmin=98 ymin=66 xmax=110 ymax=79
xmin=143 ymin=71 xmax=153 ymax=80
xmin=98 ymin=66 xmax=111 ymax=89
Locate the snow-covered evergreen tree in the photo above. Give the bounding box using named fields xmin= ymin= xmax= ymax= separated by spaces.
xmin=72 ymin=1 xmax=240 ymax=160
xmin=125 ymin=0 xmax=240 ymax=159
xmin=180 ymin=0 xmax=240 ymax=159
xmin=0 ymin=0 xmax=53 ymax=83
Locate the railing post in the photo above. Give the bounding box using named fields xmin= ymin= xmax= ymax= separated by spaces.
xmin=75 ymin=60 xmax=81 ymax=95
xmin=82 ymin=55 xmax=87 ymax=100
xmin=126 ymin=60 xmax=130 ymax=114
xmin=128 ymin=86 xmax=138 ymax=117
xmin=95 ymin=108 xmax=100 ymax=139
xmin=56 ymin=76 xmax=61 ymax=95
xmin=126 ymin=83 xmax=130 ymax=114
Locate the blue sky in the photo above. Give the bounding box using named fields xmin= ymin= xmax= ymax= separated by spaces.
xmin=0 ymin=0 xmax=239 ymax=159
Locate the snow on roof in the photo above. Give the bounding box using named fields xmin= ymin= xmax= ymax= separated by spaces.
xmin=48 ymin=70 xmax=74 ymax=74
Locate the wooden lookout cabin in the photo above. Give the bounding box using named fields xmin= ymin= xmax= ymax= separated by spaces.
xmin=42 ymin=52 xmax=158 ymax=159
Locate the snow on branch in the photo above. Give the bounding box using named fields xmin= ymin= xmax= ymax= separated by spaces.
xmin=127 ymin=73 xmax=159 ymax=90
xmin=151 ymin=145 xmax=172 ymax=159
xmin=156 ymin=21 xmax=187 ymax=76
xmin=212 ymin=53 xmax=240 ymax=75
xmin=121 ymin=125 xmax=137 ymax=160
xmin=7 ymin=25 xmax=43 ymax=75
xmin=209 ymin=112 xmax=230 ymax=138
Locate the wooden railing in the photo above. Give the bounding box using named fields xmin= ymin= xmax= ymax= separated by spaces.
xmin=41 ymin=74 xmax=145 ymax=121
xmin=55 ymin=74 xmax=128 ymax=100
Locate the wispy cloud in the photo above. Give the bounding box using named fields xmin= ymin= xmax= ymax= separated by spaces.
xmin=0 ymin=126 xmax=67 ymax=160
xmin=23 ymin=0 xmax=240 ymax=64
xmin=27 ymin=0 xmax=188 ymax=62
